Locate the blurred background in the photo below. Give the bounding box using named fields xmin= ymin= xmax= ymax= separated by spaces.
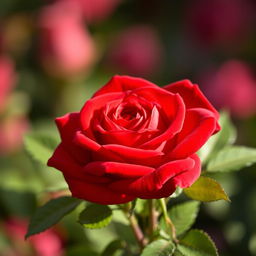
xmin=0 ymin=0 xmax=255 ymax=255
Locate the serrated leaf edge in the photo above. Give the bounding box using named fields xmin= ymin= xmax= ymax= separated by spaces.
xmin=179 ymin=229 xmax=219 ymax=256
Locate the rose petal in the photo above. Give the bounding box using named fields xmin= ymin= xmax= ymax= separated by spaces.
xmin=102 ymin=144 xmax=164 ymax=166
xmin=48 ymin=143 xmax=111 ymax=184
xmin=134 ymin=87 xmax=182 ymax=121
xmin=92 ymin=75 xmax=158 ymax=97
xmin=74 ymin=131 xmax=101 ymax=151
xmin=108 ymin=158 xmax=194 ymax=198
xmin=172 ymin=154 xmax=201 ymax=188
xmin=55 ymin=112 xmax=80 ymax=142
xmin=83 ymin=161 xmax=154 ymax=178
xmin=55 ymin=113 xmax=88 ymax=164
xmin=80 ymin=92 xmax=125 ymax=135
xmin=47 ymin=143 xmax=86 ymax=180
xmin=66 ymin=177 xmax=135 ymax=205
xmin=141 ymin=93 xmax=185 ymax=149
xmin=164 ymin=79 xmax=220 ymax=132
xmin=168 ymin=108 xmax=217 ymax=159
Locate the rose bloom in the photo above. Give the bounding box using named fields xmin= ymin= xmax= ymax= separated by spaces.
xmin=58 ymin=0 xmax=120 ymax=23
xmin=0 ymin=56 xmax=15 ymax=112
xmin=48 ymin=76 xmax=220 ymax=204
xmin=0 ymin=115 xmax=29 ymax=155
xmin=200 ymin=60 xmax=256 ymax=118
xmin=39 ymin=2 xmax=95 ymax=77
xmin=4 ymin=218 xmax=63 ymax=256
xmin=185 ymin=0 xmax=253 ymax=48
xmin=106 ymin=25 xmax=163 ymax=77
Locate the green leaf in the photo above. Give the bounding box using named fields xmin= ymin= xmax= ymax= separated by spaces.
xmin=168 ymin=201 xmax=200 ymax=236
xmin=101 ymin=240 xmax=126 ymax=256
xmin=207 ymin=146 xmax=256 ymax=172
xmin=173 ymin=251 xmax=184 ymax=256
xmin=170 ymin=187 xmax=183 ymax=199
xmin=184 ymin=176 xmax=230 ymax=202
xmin=197 ymin=111 xmax=236 ymax=164
xmin=141 ymin=239 xmax=175 ymax=256
xmin=177 ymin=229 xmax=218 ymax=256
xmin=79 ymin=204 xmax=112 ymax=229
xmin=26 ymin=196 xmax=81 ymax=239
xmin=24 ymin=133 xmax=59 ymax=165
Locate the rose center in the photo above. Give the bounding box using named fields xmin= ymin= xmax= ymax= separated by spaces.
xmin=120 ymin=106 xmax=138 ymax=120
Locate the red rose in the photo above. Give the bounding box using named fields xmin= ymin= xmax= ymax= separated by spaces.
xmin=48 ymin=76 xmax=220 ymax=204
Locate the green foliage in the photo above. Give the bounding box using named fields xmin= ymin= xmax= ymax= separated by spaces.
xmin=101 ymin=240 xmax=126 ymax=256
xmin=0 ymin=188 xmax=37 ymax=217
xmin=176 ymin=229 xmax=218 ymax=256
xmin=168 ymin=201 xmax=200 ymax=236
xmin=79 ymin=204 xmax=113 ymax=229
xmin=184 ymin=176 xmax=230 ymax=202
xmin=141 ymin=239 xmax=175 ymax=256
xmin=197 ymin=111 xmax=236 ymax=164
xmin=66 ymin=246 xmax=100 ymax=256
xmin=26 ymin=196 xmax=81 ymax=239
xmin=24 ymin=133 xmax=59 ymax=165
xmin=207 ymin=146 xmax=256 ymax=172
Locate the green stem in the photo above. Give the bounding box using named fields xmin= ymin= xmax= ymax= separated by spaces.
xmin=129 ymin=214 xmax=148 ymax=249
xmin=159 ymin=198 xmax=179 ymax=243
xmin=121 ymin=204 xmax=147 ymax=250
xmin=148 ymin=199 xmax=157 ymax=240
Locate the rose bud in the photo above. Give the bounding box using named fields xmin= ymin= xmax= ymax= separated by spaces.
xmin=106 ymin=25 xmax=163 ymax=77
xmin=57 ymin=0 xmax=120 ymax=24
xmin=38 ymin=2 xmax=96 ymax=78
xmin=200 ymin=60 xmax=256 ymax=118
xmin=48 ymin=76 xmax=220 ymax=205
xmin=0 ymin=56 xmax=15 ymax=113
xmin=185 ymin=0 xmax=253 ymax=48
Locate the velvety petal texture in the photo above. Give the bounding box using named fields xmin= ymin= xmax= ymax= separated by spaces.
xmin=48 ymin=75 xmax=220 ymax=204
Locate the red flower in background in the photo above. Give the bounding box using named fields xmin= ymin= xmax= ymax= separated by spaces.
xmin=0 ymin=56 xmax=29 ymax=154
xmin=186 ymin=0 xmax=253 ymax=48
xmin=59 ymin=0 xmax=120 ymax=23
xmin=48 ymin=76 xmax=220 ymax=205
xmin=39 ymin=2 xmax=96 ymax=77
xmin=4 ymin=218 xmax=63 ymax=256
xmin=0 ymin=116 xmax=29 ymax=155
xmin=200 ymin=60 xmax=256 ymax=118
xmin=106 ymin=25 xmax=163 ymax=77
xmin=0 ymin=56 xmax=15 ymax=112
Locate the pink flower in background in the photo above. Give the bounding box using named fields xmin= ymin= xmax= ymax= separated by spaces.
xmin=0 ymin=116 xmax=29 ymax=155
xmin=59 ymin=0 xmax=120 ymax=23
xmin=4 ymin=218 xmax=63 ymax=256
xmin=39 ymin=2 xmax=96 ymax=77
xmin=107 ymin=26 xmax=163 ymax=77
xmin=0 ymin=56 xmax=15 ymax=112
xmin=200 ymin=61 xmax=256 ymax=118
xmin=185 ymin=0 xmax=253 ymax=48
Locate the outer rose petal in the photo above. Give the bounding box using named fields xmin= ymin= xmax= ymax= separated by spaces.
xmin=55 ymin=113 xmax=89 ymax=163
xmin=83 ymin=161 xmax=154 ymax=178
xmin=55 ymin=112 xmax=80 ymax=142
xmin=164 ymin=79 xmax=220 ymax=133
xmin=92 ymin=75 xmax=158 ymax=97
xmin=108 ymin=158 xmax=195 ymax=198
xmin=168 ymin=108 xmax=217 ymax=159
xmin=66 ymin=177 xmax=135 ymax=205
xmin=48 ymin=143 xmax=110 ymax=183
xmin=171 ymin=154 xmax=201 ymax=188
xmin=102 ymin=144 xmax=164 ymax=166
